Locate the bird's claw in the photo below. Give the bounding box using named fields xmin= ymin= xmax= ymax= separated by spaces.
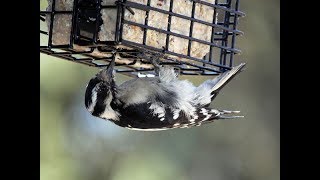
xmin=150 ymin=53 xmax=164 ymax=76
xmin=137 ymin=51 xmax=165 ymax=76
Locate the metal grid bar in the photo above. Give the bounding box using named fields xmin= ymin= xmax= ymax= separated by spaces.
xmin=70 ymin=0 xmax=78 ymax=47
xmin=142 ymin=0 xmax=151 ymax=45
xmin=219 ymin=0 xmax=232 ymax=68
xmin=187 ymin=1 xmax=196 ymax=56
xmin=118 ymin=0 xmax=126 ymax=44
xmin=229 ymin=0 xmax=240 ymax=67
xmin=192 ymin=0 xmax=245 ymax=16
xmin=47 ymin=0 xmax=56 ymax=48
xmin=165 ymin=0 xmax=174 ymax=51
xmin=93 ymin=0 xmax=103 ymax=43
xmin=209 ymin=0 xmax=219 ymax=63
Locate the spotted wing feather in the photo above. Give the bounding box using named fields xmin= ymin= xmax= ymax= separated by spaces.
xmin=113 ymin=104 xmax=241 ymax=131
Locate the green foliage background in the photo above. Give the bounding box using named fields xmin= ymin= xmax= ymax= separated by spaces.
xmin=40 ymin=0 xmax=279 ymax=179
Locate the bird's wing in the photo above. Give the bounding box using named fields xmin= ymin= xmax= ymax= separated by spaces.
xmin=114 ymin=76 xmax=243 ymax=131
xmin=113 ymin=101 xmax=242 ymax=131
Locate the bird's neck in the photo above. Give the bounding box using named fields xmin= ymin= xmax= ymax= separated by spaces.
xmin=98 ymin=91 xmax=121 ymax=121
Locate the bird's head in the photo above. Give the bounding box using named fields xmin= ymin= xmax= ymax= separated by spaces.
xmin=84 ymin=58 xmax=118 ymax=119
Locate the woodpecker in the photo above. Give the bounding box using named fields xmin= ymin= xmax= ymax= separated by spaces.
xmin=85 ymin=56 xmax=245 ymax=131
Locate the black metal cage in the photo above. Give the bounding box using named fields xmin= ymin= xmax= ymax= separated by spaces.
xmin=40 ymin=0 xmax=245 ymax=76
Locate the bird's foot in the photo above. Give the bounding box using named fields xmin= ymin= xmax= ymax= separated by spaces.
xmin=149 ymin=53 xmax=164 ymax=76
xmin=137 ymin=51 xmax=165 ymax=76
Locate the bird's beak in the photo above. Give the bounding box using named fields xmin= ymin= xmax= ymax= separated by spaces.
xmin=98 ymin=58 xmax=115 ymax=82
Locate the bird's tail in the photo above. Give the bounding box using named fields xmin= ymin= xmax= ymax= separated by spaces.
xmin=173 ymin=108 xmax=243 ymax=129
xmin=215 ymin=109 xmax=244 ymax=119
xmin=211 ymin=63 xmax=246 ymax=93
xmin=195 ymin=109 xmax=244 ymax=127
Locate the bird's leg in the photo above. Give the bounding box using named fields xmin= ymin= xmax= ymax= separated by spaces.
xmin=150 ymin=54 xmax=162 ymax=76
xmin=137 ymin=51 xmax=164 ymax=76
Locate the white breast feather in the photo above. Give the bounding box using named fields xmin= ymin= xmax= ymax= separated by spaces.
xmin=99 ymin=93 xmax=120 ymax=121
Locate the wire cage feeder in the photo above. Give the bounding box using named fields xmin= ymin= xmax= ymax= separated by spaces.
xmin=40 ymin=0 xmax=245 ymax=77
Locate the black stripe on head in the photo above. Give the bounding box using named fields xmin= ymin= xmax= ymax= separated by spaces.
xmin=92 ymin=92 xmax=108 ymax=116
xmin=85 ymin=77 xmax=101 ymax=109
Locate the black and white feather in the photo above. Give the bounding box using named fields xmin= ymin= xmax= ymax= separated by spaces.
xmin=85 ymin=57 xmax=245 ymax=131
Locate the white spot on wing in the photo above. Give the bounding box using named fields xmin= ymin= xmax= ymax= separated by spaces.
xmin=173 ymin=109 xmax=181 ymax=120
xmin=210 ymin=109 xmax=220 ymax=114
xmin=181 ymin=124 xmax=190 ymax=128
xmin=149 ymin=103 xmax=166 ymax=118
xmin=173 ymin=123 xmax=180 ymax=127
xmin=202 ymin=114 xmax=212 ymax=121
xmin=201 ymin=108 xmax=208 ymax=115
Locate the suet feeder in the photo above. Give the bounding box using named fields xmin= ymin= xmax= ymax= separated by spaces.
xmin=40 ymin=0 xmax=245 ymax=77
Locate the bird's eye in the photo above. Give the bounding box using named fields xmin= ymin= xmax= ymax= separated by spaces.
xmin=98 ymin=83 xmax=108 ymax=92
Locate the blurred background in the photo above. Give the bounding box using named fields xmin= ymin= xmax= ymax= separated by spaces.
xmin=40 ymin=0 xmax=280 ymax=180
